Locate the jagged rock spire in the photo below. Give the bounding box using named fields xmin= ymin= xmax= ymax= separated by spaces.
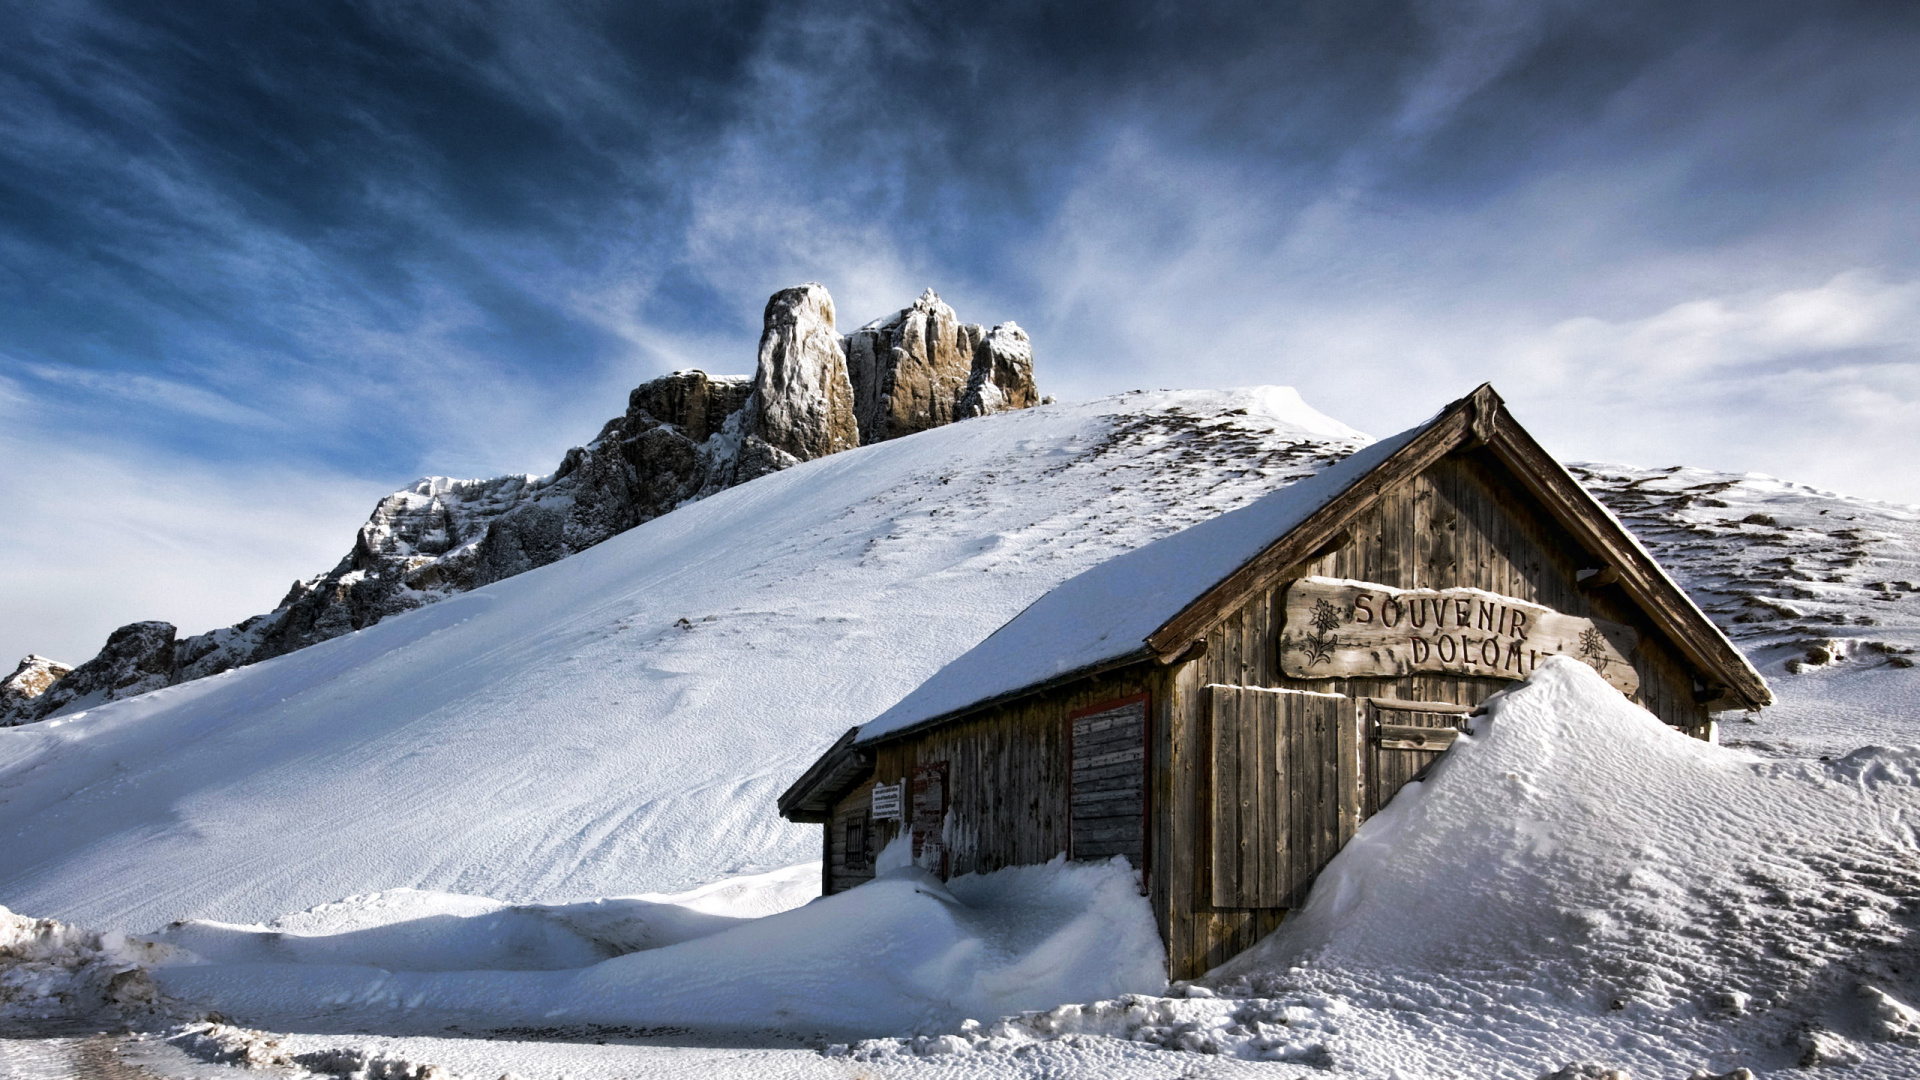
xmin=743 ymin=283 xmax=861 ymax=462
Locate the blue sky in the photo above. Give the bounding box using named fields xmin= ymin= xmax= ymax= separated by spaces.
xmin=4 ymin=0 xmax=1920 ymax=664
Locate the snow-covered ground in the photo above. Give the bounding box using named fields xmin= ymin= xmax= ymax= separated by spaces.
xmin=4 ymin=385 xmax=1920 ymax=1078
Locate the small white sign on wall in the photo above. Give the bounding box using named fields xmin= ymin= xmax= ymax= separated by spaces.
xmin=871 ymin=781 xmax=904 ymax=821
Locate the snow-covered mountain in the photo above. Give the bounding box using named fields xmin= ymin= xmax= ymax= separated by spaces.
xmin=1 ymin=284 xmax=1039 ymax=727
xmin=0 ymin=385 xmax=1367 ymax=931
xmin=5 ymin=363 xmax=1917 ymax=939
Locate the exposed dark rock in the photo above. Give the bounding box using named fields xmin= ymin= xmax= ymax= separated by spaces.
xmin=6 ymin=622 xmax=177 ymax=725
xmin=959 ymin=321 xmax=1039 ymax=419
xmin=0 ymin=655 xmax=72 ymax=724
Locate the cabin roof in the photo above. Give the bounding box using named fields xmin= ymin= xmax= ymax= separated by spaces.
xmin=847 ymin=384 xmax=1771 ymax=752
xmin=854 ymin=421 xmax=1427 ymax=745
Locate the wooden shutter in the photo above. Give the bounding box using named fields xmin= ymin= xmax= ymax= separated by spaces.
xmin=844 ymin=812 xmax=870 ymax=870
xmin=1208 ymin=685 xmax=1358 ymax=909
xmin=1068 ymin=695 xmax=1149 ymax=868
xmin=910 ymin=761 xmax=949 ymax=877
xmin=1363 ymin=699 xmax=1470 ymax=818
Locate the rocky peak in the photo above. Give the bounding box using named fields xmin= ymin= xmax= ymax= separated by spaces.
xmin=624 ymin=370 xmax=752 ymax=446
xmin=844 ymin=288 xmax=1039 ymax=444
xmin=960 ymin=321 xmax=1038 ymax=418
xmin=743 ymin=283 xmax=860 ymax=463
xmin=3 ymin=623 xmax=176 ymax=726
xmin=0 ymin=655 xmax=72 ymax=722
xmin=11 ymin=282 xmax=1043 ymax=724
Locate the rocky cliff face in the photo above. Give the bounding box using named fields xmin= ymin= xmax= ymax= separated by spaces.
xmin=845 ymin=289 xmax=1038 ymax=444
xmin=0 ymin=655 xmax=72 ymax=716
xmin=6 ymin=623 xmax=178 ymax=725
xmin=744 ymin=283 xmax=860 ymax=462
xmin=3 ymin=283 xmax=1041 ymax=725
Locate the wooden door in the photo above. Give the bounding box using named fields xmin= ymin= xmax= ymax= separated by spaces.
xmin=1208 ymin=685 xmax=1359 ymax=909
xmin=1362 ymin=698 xmax=1471 ymax=817
xmin=1068 ymin=695 xmax=1149 ymax=870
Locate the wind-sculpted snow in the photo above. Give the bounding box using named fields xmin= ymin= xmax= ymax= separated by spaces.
xmin=143 ymin=858 xmax=1163 ymax=1042
xmin=827 ymin=660 xmax=1920 ymax=1078
xmin=0 ymin=387 xmax=1364 ymax=932
xmin=1575 ymin=463 xmax=1920 ymax=754
xmin=13 ymin=657 xmax=1916 ymax=1078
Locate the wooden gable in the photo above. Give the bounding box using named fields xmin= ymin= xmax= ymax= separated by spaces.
xmin=1146 ymin=384 xmax=1769 ymax=713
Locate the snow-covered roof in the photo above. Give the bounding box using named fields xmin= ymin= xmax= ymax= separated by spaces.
xmin=855 ymin=416 xmax=1437 ymax=745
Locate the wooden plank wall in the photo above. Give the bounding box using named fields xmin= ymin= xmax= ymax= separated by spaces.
xmin=1156 ymin=449 xmax=1717 ymax=978
xmin=1364 ymin=703 xmax=1466 ymax=818
xmin=865 ymin=671 xmax=1151 ymax=880
xmin=825 ymin=778 xmax=878 ymax=894
xmin=1069 ymin=697 xmax=1149 ymax=863
xmin=1207 ymin=686 xmax=1354 ymax=909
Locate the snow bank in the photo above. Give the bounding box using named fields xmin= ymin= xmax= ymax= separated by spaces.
xmin=0 ymin=906 xmax=177 ymax=1027
xmin=148 ymin=863 xmax=821 ymax=973
xmin=831 ymin=659 xmax=1920 ymax=1077
xmin=149 ymin=856 xmax=1164 ymax=1041
xmin=1220 ymin=657 xmax=1919 ymax=999
xmin=1196 ymin=657 xmax=1920 ymax=1076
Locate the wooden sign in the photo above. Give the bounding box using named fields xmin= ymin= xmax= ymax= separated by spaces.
xmin=1280 ymin=576 xmax=1639 ymax=695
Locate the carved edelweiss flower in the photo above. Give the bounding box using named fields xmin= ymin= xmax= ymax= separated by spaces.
xmin=1578 ymin=626 xmax=1610 ymax=671
xmin=1295 ymin=598 xmax=1343 ymax=666
xmin=1311 ymin=598 xmax=1342 ymax=633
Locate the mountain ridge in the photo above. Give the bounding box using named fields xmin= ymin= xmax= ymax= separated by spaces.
xmin=3 ymin=284 xmax=1039 ymax=726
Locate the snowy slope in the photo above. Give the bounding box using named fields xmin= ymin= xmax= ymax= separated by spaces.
xmin=0 ymin=388 xmax=1364 ymax=933
xmin=13 ymin=659 xmax=1917 ymax=1080
xmin=1574 ymin=463 xmax=1920 ymax=754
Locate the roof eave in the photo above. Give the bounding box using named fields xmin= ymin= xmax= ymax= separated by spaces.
xmin=776 ymin=726 xmax=873 ymax=823
xmin=855 ymin=647 xmax=1157 ymax=751
xmin=1475 ymin=404 xmax=1773 ymax=710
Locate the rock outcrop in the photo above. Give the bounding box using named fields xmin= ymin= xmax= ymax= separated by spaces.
xmin=5 ymin=623 xmax=177 ymax=725
xmin=743 ymin=284 xmax=860 ymax=462
xmin=845 ymin=289 xmax=1039 ymax=444
xmin=5 ymin=283 xmax=1042 ymax=724
xmin=0 ymin=655 xmax=72 ymax=720
xmin=470 ymin=369 xmax=755 ymax=588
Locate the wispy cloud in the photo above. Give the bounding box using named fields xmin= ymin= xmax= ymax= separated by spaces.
xmin=4 ymin=0 xmax=1920 ymax=660
xmin=0 ymin=428 xmax=382 ymax=665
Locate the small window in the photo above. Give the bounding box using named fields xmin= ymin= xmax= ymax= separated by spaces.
xmin=844 ymin=812 xmax=870 ymax=870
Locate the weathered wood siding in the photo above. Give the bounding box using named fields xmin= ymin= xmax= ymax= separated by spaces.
xmin=1069 ymin=695 xmax=1150 ymax=864
xmin=1363 ymin=699 xmax=1469 ymax=818
xmin=1154 ymin=448 xmax=1715 ymax=978
xmin=842 ymin=670 xmax=1156 ymax=887
xmin=825 ymin=778 xmax=878 ymax=895
xmin=1207 ymin=685 xmax=1358 ymax=909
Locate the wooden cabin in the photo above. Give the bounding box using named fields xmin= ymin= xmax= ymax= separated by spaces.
xmin=778 ymin=384 xmax=1770 ymax=979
